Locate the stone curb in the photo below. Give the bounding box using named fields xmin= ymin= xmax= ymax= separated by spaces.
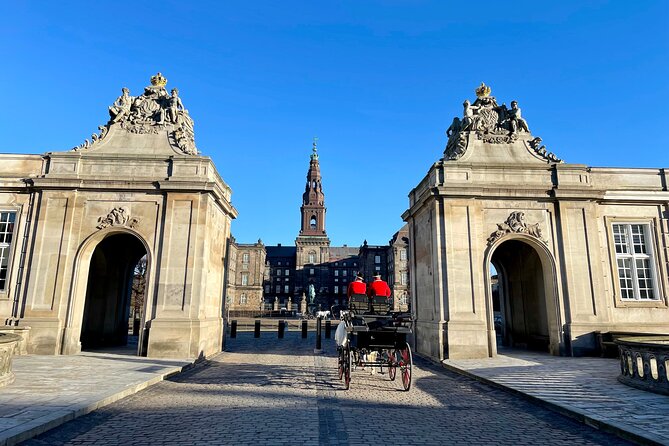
xmin=439 ymin=361 xmax=666 ymax=446
xmin=0 ymin=359 xmax=197 ymax=446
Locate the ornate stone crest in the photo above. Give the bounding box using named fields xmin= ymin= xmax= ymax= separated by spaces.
xmin=444 ymin=83 xmax=533 ymax=160
xmin=486 ymin=211 xmax=546 ymax=246
xmin=96 ymin=207 xmax=139 ymax=230
xmin=73 ymin=73 xmax=199 ymax=156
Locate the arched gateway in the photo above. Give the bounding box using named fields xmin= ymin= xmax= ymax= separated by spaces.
xmin=403 ymin=83 xmax=669 ymax=360
xmin=486 ymin=236 xmax=560 ymax=356
xmin=0 ymin=74 xmax=237 ymax=358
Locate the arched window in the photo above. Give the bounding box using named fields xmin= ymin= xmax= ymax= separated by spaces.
xmin=308 ymin=251 xmax=316 ymax=264
xmin=310 ymin=216 xmax=317 ymax=229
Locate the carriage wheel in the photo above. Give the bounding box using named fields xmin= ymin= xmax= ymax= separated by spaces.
xmin=388 ymin=349 xmax=397 ymax=381
xmin=344 ymin=347 xmax=351 ymax=390
xmin=399 ymin=343 xmax=412 ymax=391
xmin=337 ymin=347 xmax=344 ymax=380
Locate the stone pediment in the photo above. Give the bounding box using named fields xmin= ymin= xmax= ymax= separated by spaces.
xmin=444 ymin=83 xmax=562 ymax=165
xmin=70 ymin=73 xmax=198 ymax=157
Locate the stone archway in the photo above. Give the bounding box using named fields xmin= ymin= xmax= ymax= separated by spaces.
xmin=486 ymin=237 xmax=561 ymax=356
xmin=79 ymin=233 xmax=148 ymax=352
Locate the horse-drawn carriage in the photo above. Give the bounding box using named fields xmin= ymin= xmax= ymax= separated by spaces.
xmin=336 ymin=294 xmax=413 ymax=391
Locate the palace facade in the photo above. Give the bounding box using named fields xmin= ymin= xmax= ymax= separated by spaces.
xmin=225 ymin=143 xmax=410 ymax=314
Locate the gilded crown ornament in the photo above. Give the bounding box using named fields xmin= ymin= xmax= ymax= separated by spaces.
xmin=475 ymin=82 xmax=491 ymax=98
xmin=150 ymin=72 xmax=168 ymax=87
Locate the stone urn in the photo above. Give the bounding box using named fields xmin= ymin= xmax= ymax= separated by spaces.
xmin=0 ymin=333 xmax=20 ymax=387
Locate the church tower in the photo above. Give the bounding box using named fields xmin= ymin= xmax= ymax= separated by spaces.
xmin=295 ymin=139 xmax=330 ymax=269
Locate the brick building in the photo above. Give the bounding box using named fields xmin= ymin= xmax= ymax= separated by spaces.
xmin=226 ymin=141 xmax=410 ymax=313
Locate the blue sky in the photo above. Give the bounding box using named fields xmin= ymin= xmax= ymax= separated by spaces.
xmin=2 ymin=1 xmax=668 ymax=246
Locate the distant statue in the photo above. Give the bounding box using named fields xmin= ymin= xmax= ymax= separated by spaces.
xmin=166 ymin=88 xmax=184 ymax=124
xmin=507 ymin=101 xmax=529 ymax=133
xmin=308 ymin=284 xmax=315 ymax=304
xmin=109 ymin=88 xmax=133 ymax=123
xmin=461 ymin=100 xmax=475 ymax=130
xmin=446 ymin=117 xmax=461 ymax=138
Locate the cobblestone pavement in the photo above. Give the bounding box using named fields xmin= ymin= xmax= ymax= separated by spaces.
xmin=24 ymin=333 xmax=632 ymax=446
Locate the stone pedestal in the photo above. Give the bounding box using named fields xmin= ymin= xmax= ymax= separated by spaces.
xmin=0 ymin=333 xmax=20 ymax=387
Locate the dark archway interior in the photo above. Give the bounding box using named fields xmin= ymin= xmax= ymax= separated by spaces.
xmin=491 ymin=240 xmax=549 ymax=352
xmin=80 ymin=233 xmax=147 ymax=350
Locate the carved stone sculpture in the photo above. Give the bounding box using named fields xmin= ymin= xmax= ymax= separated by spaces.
xmin=72 ymin=73 xmax=199 ymax=156
xmin=109 ymin=88 xmax=133 ymax=123
xmin=528 ymin=137 xmax=563 ymax=163
xmin=444 ymin=83 xmax=556 ymax=160
xmin=96 ymin=207 xmax=139 ymax=230
xmin=486 ymin=211 xmax=546 ymax=246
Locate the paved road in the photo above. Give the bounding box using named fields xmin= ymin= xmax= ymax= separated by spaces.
xmin=24 ymin=333 xmax=631 ymax=445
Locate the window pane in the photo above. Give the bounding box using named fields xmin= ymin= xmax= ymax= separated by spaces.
xmin=617 ymin=258 xmax=633 ymax=299
xmin=630 ymin=225 xmax=647 ymax=254
xmin=0 ymin=212 xmax=16 ymax=290
xmin=612 ymin=224 xmax=628 ymax=254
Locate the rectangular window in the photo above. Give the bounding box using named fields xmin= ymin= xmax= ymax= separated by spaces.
xmin=375 ymin=266 xmax=381 ymax=271
xmin=242 ymin=253 xmax=249 ymax=264
xmin=265 ymin=285 xmax=270 ymax=293
xmin=612 ymin=223 xmax=657 ymax=300
xmin=400 ymin=249 xmax=407 ymax=261
xmin=0 ymin=211 xmax=16 ymax=291
xmin=342 ymin=270 xmax=347 ymax=277
xmin=334 ymin=285 xmax=339 ymax=294
xmin=278 ymin=261 xmax=282 ymax=266
xmin=240 ymin=293 xmax=247 ymax=305
xmin=277 ymin=269 xmax=282 ymax=276
xmin=284 ymin=285 xmax=289 ymax=294
xmin=310 ymin=268 xmax=315 ymax=275
xmin=374 ymin=255 xmax=381 ymax=264
xmin=401 ymin=272 xmax=408 ymax=285
xmin=285 ymin=269 xmax=289 ymax=276
xmin=275 ymin=285 xmax=281 ymax=294
xmin=241 ymin=273 xmax=249 ymax=286
xmin=334 ymin=270 xmax=339 ymax=277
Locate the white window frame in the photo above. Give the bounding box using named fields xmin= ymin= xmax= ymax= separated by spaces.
xmin=240 ymin=293 xmax=247 ymax=305
xmin=400 ymin=249 xmax=407 ymax=261
xmin=374 ymin=255 xmax=381 ymax=264
xmin=284 ymin=285 xmax=289 ymax=294
xmin=611 ymin=222 xmax=659 ymax=301
xmin=0 ymin=211 xmax=17 ymax=292
xmin=242 ymin=253 xmax=249 ymax=264
xmin=241 ymin=273 xmax=249 ymax=286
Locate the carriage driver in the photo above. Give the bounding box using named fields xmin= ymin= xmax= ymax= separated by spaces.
xmin=367 ymin=273 xmax=391 ymax=299
xmin=347 ymin=272 xmax=367 ymax=300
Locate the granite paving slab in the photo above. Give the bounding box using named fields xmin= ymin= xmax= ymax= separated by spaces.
xmin=443 ymin=349 xmax=669 ymax=445
xmin=0 ymin=351 xmax=194 ymax=446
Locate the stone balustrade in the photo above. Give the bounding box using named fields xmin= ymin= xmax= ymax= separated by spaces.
xmin=616 ymin=336 xmax=669 ymax=396
xmin=0 ymin=333 xmax=21 ymax=387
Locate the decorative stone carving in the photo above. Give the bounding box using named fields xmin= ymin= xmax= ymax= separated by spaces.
xmin=487 ymin=211 xmax=546 ymax=246
xmin=72 ymin=73 xmax=199 ymax=155
xmin=96 ymin=207 xmax=139 ymax=230
xmin=444 ymin=83 xmax=536 ymax=160
xmin=72 ymin=125 xmax=110 ymax=152
xmin=528 ymin=137 xmax=563 ymax=163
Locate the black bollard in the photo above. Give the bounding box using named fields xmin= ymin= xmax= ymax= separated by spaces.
xmin=230 ymin=320 xmax=237 ymax=338
xmin=316 ymin=317 xmax=322 ymax=350
xmin=325 ymin=320 xmax=331 ymax=339
xmin=301 ymin=320 xmax=308 ymax=338
xmin=278 ymin=320 xmax=285 ymax=338
xmin=254 ymin=319 xmax=261 ymax=338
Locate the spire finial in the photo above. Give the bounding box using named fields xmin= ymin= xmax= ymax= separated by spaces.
xmin=311 ymin=136 xmax=319 ymax=160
